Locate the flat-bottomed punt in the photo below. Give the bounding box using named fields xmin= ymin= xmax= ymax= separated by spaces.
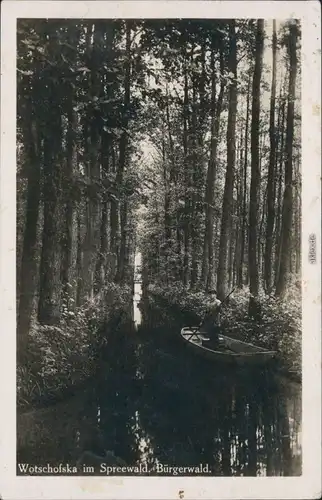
xmin=180 ymin=327 xmax=276 ymax=366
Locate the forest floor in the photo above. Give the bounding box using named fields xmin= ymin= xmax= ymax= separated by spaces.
xmin=147 ymin=282 xmax=302 ymax=381
xmin=17 ymin=284 xmax=133 ymax=411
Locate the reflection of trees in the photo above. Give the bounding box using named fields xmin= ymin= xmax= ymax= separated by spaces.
xmin=136 ymin=341 xmax=217 ymax=470
xmin=35 ymin=327 xmax=144 ymax=468
xmin=19 ymin=322 xmax=301 ymax=477
xmin=138 ymin=304 xmax=302 ymax=475
xmin=214 ymin=374 xmax=262 ymax=476
xmin=276 ymin=383 xmax=301 ymax=476
xmin=134 ymin=337 xmax=302 ymax=478
xmin=279 ymin=397 xmax=292 ymax=476
xmin=91 ymin=330 xmax=140 ymax=465
xmin=91 ymin=329 xmax=302 ymax=477
xmin=260 ymin=378 xmax=302 ymax=476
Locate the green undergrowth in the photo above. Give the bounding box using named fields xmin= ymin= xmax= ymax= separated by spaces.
xmin=147 ymin=281 xmax=302 ymax=378
xmin=17 ymin=283 xmax=132 ymax=411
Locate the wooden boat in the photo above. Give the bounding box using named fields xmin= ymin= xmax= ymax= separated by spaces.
xmin=180 ymin=327 xmax=276 ymax=366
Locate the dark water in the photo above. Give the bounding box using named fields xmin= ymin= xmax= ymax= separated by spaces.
xmin=17 ymin=284 xmax=302 ymax=476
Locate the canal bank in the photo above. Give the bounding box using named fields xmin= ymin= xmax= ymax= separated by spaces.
xmin=144 ymin=282 xmax=302 ymax=382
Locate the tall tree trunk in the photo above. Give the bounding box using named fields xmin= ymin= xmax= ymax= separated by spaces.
xmin=202 ymin=45 xmax=225 ymax=290
xmin=259 ymin=185 xmax=268 ymax=286
xmin=248 ymin=19 xmax=264 ymax=318
xmin=38 ymin=107 xmax=62 ymax=324
xmin=109 ymin=148 xmax=118 ymax=280
xmin=82 ymin=22 xmax=103 ymax=297
xmin=118 ymin=201 xmax=128 ymax=283
xmin=234 ymin=138 xmax=243 ymax=287
xmin=182 ymin=66 xmax=190 ymax=286
xmin=264 ymin=20 xmax=277 ymax=293
xmin=94 ymin=197 xmax=108 ymax=293
xmin=81 ymin=120 xmax=93 ymax=299
xmin=76 ymin=209 xmax=83 ymax=307
xmin=162 ymin=134 xmax=171 ymax=283
xmin=295 ymin=158 xmax=301 ymax=274
xmin=18 ymin=100 xmax=41 ymax=354
xmin=94 ymin=201 xmax=108 ymax=293
xmin=228 ymin=203 xmax=234 ymax=290
xmin=276 ymin=22 xmax=299 ymax=297
xmin=116 ymin=21 xmax=131 ymax=283
xmin=164 ymin=97 xmax=177 ymax=279
xmin=237 ymin=70 xmax=252 ymax=288
xmin=190 ymin=63 xmax=199 ymax=288
xmin=61 ymin=97 xmax=76 ymax=307
xmin=94 ymin=125 xmax=110 ymax=293
xmin=274 ymin=91 xmax=286 ymax=286
xmin=217 ymin=21 xmax=237 ymax=301
xmin=81 ymin=24 xmax=95 ymax=299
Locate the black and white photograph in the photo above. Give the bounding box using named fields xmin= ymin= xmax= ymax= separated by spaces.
xmin=0 ymin=1 xmax=321 ymax=499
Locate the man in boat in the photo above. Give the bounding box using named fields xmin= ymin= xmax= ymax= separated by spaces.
xmin=199 ymin=291 xmax=222 ymax=349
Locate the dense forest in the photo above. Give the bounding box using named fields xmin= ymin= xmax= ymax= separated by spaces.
xmin=17 ymin=19 xmax=301 ymax=405
xmin=138 ymin=20 xmax=301 ymax=300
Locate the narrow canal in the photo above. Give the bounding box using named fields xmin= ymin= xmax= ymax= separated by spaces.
xmin=17 ymin=255 xmax=302 ymax=477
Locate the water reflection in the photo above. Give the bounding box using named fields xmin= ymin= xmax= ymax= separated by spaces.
xmin=133 ymin=253 xmax=142 ymax=328
xmin=17 ymin=256 xmax=301 ymax=476
xmin=17 ymin=327 xmax=301 ymax=476
xmin=133 ymin=283 xmax=142 ymax=327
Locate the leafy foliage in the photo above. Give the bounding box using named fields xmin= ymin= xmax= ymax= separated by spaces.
xmin=147 ymin=281 xmax=301 ymax=377
xmin=17 ymin=283 xmax=132 ymax=410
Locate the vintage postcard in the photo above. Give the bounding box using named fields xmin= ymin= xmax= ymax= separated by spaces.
xmin=0 ymin=1 xmax=321 ymax=499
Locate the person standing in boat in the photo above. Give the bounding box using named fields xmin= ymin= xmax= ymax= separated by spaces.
xmin=199 ymin=291 xmax=222 ymax=348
